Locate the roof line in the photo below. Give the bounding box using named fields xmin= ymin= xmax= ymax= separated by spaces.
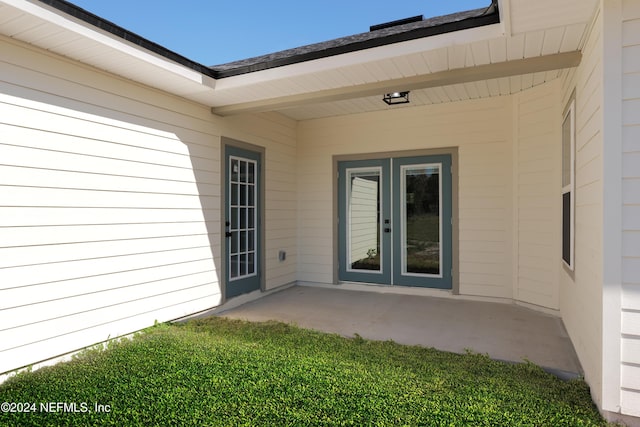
xmin=36 ymin=0 xmax=218 ymax=79
xmin=36 ymin=0 xmax=499 ymax=81
xmin=211 ymin=2 xmax=500 ymax=78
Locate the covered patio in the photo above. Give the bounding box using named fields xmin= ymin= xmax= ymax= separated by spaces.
xmin=3 ymin=0 xmax=637 ymax=421
xmin=214 ymin=285 xmax=581 ymax=377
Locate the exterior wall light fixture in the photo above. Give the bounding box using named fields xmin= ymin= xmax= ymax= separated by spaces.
xmin=383 ymin=91 xmax=410 ymax=105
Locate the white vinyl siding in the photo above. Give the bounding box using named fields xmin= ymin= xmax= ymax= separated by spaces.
xmin=223 ymin=112 xmax=298 ymax=289
xmin=621 ymin=0 xmax=640 ymax=416
xmin=298 ymin=96 xmax=514 ymax=299
xmin=0 ymin=44 xmax=220 ymax=374
xmin=0 ymin=35 xmax=297 ymax=375
xmin=558 ymin=3 xmax=605 ymax=410
xmin=458 ymin=139 xmax=513 ymax=299
xmin=513 ymin=80 xmax=561 ymax=309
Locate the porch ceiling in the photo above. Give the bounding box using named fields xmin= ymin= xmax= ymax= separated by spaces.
xmin=215 ymin=53 xmax=581 ymax=119
xmin=210 ymin=0 xmax=596 ymax=119
xmin=275 ymin=69 xmax=567 ymax=121
xmin=0 ymin=0 xmax=599 ymax=121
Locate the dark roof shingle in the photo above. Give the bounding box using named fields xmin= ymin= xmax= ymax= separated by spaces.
xmin=210 ymin=2 xmax=498 ymax=78
xmin=37 ymin=0 xmax=498 ymax=80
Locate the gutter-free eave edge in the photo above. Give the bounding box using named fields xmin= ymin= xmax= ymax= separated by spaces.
xmin=33 ymin=0 xmax=499 ymax=81
xmin=35 ymin=0 xmax=218 ymax=79
xmin=212 ymin=7 xmax=500 ymax=79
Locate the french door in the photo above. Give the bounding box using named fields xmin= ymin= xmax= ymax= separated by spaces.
xmin=338 ymin=155 xmax=452 ymax=289
xmin=224 ymin=145 xmax=261 ymax=298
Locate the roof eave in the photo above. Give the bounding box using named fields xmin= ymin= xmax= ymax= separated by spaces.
xmin=35 ymin=0 xmax=217 ymax=79
xmin=212 ymin=5 xmax=500 ymax=79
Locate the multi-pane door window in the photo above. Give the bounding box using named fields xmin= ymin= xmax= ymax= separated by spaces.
xmin=562 ymin=99 xmax=575 ymax=270
xmin=229 ymin=156 xmax=257 ymax=280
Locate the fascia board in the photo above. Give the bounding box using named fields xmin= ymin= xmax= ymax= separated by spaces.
xmin=214 ymin=23 xmax=504 ymax=91
xmin=3 ymin=0 xmax=216 ymax=89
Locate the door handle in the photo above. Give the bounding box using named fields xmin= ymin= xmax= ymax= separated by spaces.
xmin=225 ymin=231 xmax=233 ymax=238
xmin=384 ymin=227 xmax=391 ymax=233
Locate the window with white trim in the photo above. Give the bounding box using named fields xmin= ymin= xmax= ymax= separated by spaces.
xmin=562 ymin=99 xmax=575 ymax=270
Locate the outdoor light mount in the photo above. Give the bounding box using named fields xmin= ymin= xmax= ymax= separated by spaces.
xmin=383 ymin=91 xmax=410 ymax=105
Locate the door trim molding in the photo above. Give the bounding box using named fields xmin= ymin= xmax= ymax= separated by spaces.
xmin=337 ymin=159 xmax=391 ymax=284
xmin=221 ymin=137 xmax=266 ymax=303
xmin=333 ymin=147 xmax=459 ymax=294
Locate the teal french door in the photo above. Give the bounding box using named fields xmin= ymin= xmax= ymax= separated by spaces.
xmin=338 ymin=159 xmax=391 ymax=284
xmin=225 ymin=145 xmax=261 ymax=298
xmin=338 ymin=155 xmax=452 ymax=289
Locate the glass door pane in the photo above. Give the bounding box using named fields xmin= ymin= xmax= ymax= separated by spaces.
xmin=401 ymin=164 xmax=441 ymax=276
xmin=229 ymin=156 xmax=258 ymax=281
xmin=338 ymin=159 xmax=391 ymax=285
xmin=392 ymin=155 xmax=452 ymax=289
xmin=347 ymin=169 xmax=381 ymax=272
xmin=225 ymin=145 xmax=261 ymax=299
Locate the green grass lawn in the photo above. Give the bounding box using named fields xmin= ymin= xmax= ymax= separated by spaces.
xmin=0 ymin=318 xmax=610 ymax=426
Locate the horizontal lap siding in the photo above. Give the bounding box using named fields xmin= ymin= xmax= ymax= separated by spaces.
xmin=221 ymin=112 xmax=298 ymax=290
xmin=622 ymin=0 xmax=640 ymax=416
xmin=558 ymin=5 xmax=604 ymax=407
xmin=0 ymin=37 xmax=229 ymax=375
xmin=458 ymin=139 xmax=512 ymax=299
xmin=297 ymin=97 xmax=513 ymax=298
xmin=515 ymin=81 xmax=561 ymax=309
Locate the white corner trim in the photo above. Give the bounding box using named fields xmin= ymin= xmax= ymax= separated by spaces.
xmin=600 ymin=0 xmax=623 ymax=413
xmin=497 ymin=0 xmax=512 ymax=36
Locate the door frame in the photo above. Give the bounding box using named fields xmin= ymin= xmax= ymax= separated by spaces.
xmin=221 ymin=137 xmax=265 ymax=302
xmin=333 ymin=147 xmax=459 ymax=294
xmin=337 ymin=159 xmax=391 ymax=285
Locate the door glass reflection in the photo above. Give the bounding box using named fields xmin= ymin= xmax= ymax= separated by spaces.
xmin=404 ymin=165 xmax=440 ymax=275
xmin=348 ymin=170 xmax=381 ymax=271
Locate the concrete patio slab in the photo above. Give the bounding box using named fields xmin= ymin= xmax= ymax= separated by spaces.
xmin=217 ymin=285 xmax=582 ymax=376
